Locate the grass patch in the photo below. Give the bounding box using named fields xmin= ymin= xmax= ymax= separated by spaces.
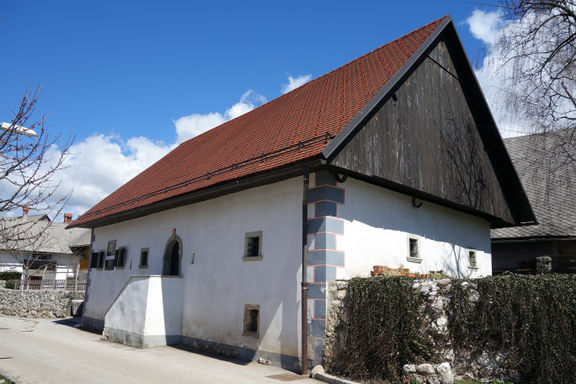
xmin=0 ymin=373 xmax=16 ymax=384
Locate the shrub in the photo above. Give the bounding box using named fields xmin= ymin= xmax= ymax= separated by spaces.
xmin=0 ymin=272 xmax=21 ymax=281
xmin=449 ymin=274 xmax=576 ymax=384
xmin=334 ymin=276 xmax=432 ymax=383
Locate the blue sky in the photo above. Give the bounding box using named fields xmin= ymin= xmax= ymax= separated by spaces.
xmin=0 ymin=1 xmax=507 ymax=217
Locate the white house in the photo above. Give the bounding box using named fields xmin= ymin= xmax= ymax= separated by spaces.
xmin=0 ymin=210 xmax=91 ymax=289
xmin=71 ymin=16 xmax=534 ymax=372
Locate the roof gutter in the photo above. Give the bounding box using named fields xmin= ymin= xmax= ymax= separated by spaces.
xmin=300 ymin=167 xmax=309 ymax=375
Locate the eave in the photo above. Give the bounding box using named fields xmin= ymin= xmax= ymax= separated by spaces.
xmin=69 ymin=158 xmax=325 ymax=229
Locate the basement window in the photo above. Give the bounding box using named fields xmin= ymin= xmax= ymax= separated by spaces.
xmin=115 ymin=247 xmax=127 ymax=268
xmin=468 ymin=250 xmax=478 ymax=269
xmin=407 ymin=236 xmax=422 ymax=263
xmin=243 ymin=304 xmax=260 ymax=338
xmin=139 ymin=248 xmax=149 ymax=268
xmin=243 ymin=231 xmax=263 ymax=261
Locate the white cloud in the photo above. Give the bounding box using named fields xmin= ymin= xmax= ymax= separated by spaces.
xmin=282 ymin=75 xmax=312 ymax=94
xmin=23 ymin=79 xmax=304 ymax=220
xmin=225 ymin=90 xmax=267 ymax=120
xmin=173 ymin=90 xmax=267 ymax=143
xmin=41 ymin=90 xmax=269 ymax=218
xmin=466 ymin=10 xmax=504 ymax=45
xmin=45 ymin=134 xmax=173 ymax=218
xmin=173 ymin=112 xmax=226 ymax=143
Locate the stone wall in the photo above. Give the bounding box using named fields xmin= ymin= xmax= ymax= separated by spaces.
xmin=325 ymin=279 xmax=514 ymax=384
xmin=0 ymin=280 xmax=84 ymax=318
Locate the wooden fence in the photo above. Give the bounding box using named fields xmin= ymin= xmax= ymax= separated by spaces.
xmin=6 ymin=278 xmax=87 ymax=292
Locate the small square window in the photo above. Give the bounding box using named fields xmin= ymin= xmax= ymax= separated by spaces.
xmin=243 ymin=231 xmax=263 ymax=261
xmin=104 ymin=259 xmax=115 ymax=270
xmin=139 ymin=248 xmax=149 ymax=268
xmin=407 ymin=236 xmax=422 ymax=263
xmin=468 ymin=250 xmax=478 ymax=269
xmin=243 ymin=304 xmax=260 ymax=338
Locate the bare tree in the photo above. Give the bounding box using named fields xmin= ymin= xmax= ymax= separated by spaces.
xmin=495 ymin=1 xmax=576 ymax=135
xmin=0 ymin=86 xmax=73 ymax=280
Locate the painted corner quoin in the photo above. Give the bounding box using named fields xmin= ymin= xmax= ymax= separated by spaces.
xmin=307 ymin=170 xmax=345 ymax=364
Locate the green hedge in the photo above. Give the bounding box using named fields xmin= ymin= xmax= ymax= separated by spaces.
xmin=449 ymin=274 xmax=576 ymax=384
xmin=334 ymin=274 xmax=576 ymax=384
xmin=334 ymin=276 xmax=432 ymax=383
xmin=0 ymin=272 xmax=21 ymax=281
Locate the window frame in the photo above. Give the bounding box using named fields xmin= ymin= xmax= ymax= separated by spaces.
xmin=139 ymin=248 xmax=149 ymax=269
xmin=243 ymin=304 xmax=260 ymax=338
xmin=468 ymin=249 xmax=479 ymax=269
xmin=96 ymin=250 xmax=105 ymax=269
xmin=406 ymin=235 xmax=422 ymax=263
xmin=90 ymin=252 xmax=99 ymax=269
xmin=114 ymin=246 xmax=127 ymax=269
xmin=243 ymin=231 xmax=263 ymax=261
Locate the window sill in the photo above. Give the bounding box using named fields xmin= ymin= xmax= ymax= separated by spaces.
xmin=115 ymin=266 xmax=125 ymax=270
xmin=242 ymin=256 xmax=263 ymax=262
xmin=468 ymin=266 xmax=479 ymax=270
xmin=406 ymin=257 xmax=422 ymax=264
xmin=138 ymin=265 xmax=148 ymax=269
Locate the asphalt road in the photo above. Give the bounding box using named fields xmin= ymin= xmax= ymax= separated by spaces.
xmin=0 ymin=316 xmax=318 ymax=384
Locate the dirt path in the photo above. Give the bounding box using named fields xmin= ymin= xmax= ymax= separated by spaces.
xmin=0 ymin=316 xmax=316 ymax=384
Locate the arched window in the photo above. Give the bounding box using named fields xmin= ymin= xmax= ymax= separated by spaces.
xmin=162 ymin=234 xmax=182 ymax=276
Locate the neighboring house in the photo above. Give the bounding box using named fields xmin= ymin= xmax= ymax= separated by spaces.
xmin=0 ymin=209 xmax=91 ymax=289
xmin=492 ymin=129 xmax=576 ymax=274
xmin=71 ymin=16 xmax=534 ymax=371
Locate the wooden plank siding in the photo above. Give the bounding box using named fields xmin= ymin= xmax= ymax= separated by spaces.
xmin=331 ymin=40 xmax=514 ymax=223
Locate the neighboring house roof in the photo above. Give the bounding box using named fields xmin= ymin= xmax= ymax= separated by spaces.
xmin=0 ymin=215 xmax=90 ymax=255
xmin=492 ymin=129 xmax=576 ymax=240
xmin=70 ymin=229 xmax=91 ymax=248
xmin=72 ymin=15 xmax=534 ymax=229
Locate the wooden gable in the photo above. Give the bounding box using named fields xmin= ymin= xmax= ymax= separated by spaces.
xmin=330 ymin=39 xmax=515 ymax=225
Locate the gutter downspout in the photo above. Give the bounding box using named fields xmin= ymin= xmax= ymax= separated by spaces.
xmin=301 ymin=168 xmax=309 ymax=375
xmin=82 ymin=228 xmax=95 ymax=319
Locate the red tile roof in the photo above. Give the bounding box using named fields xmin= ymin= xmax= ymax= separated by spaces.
xmin=73 ymin=16 xmax=447 ymax=227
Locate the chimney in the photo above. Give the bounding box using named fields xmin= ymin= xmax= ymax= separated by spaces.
xmin=23 ymin=206 xmax=29 ymax=219
xmin=63 ymin=213 xmax=73 ymax=224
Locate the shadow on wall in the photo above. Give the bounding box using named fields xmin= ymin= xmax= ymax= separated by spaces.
xmin=340 ymin=182 xmax=491 ymax=253
xmin=441 ymin=245 xmax=477 ymax=279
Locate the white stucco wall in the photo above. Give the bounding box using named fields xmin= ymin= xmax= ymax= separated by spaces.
xmin=104 ymin=275 xmax=182 ymax=345
xmin=85 ymin=177 xmax=303 ymax=358
xmin=104 ymin=275 xmax=150 ymax=336
xmin=337 ymin=178 xmax=492 ymax=278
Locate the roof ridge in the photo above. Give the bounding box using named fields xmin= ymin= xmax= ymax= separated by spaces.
xmin=295 ymin=15 xmax=448 ymax=91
